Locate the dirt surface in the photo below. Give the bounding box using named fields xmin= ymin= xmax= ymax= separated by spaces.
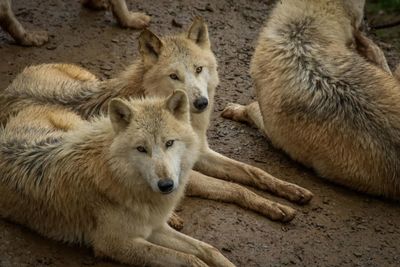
xmin=1 ymin=1 xmax=400 ymax=266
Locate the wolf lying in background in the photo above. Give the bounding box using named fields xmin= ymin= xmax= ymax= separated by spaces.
xmin=0 ymin=18 xmax=313 ymax=222
xmin=0 ymin=0 xmax=150 ymax=46
xmin=0 ymin=90 xmax=235 ymax=267
xmin=222 ymin=0 xmax=400 ymax=199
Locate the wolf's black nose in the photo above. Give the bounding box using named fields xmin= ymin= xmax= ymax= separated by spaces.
xmin=158 ymin=179 xmax=174 ymax=193
xmin=193 ymin=97 xmax=208 ymax=111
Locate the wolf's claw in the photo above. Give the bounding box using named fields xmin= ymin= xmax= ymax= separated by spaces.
xmin=279 ymin=183 xmax=314 ymax=205
xmin=266 ymin=203 xmax=296 ymax=222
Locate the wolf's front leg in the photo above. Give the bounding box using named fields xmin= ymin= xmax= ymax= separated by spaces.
xmin=94 ymin=235 xmax=208 ymax=267
xmin=0 ymin=0 xmax=48 ymax=46
xmin=108 ymin=0 xmax=150 ymax=29
xmin=194 ymin=149 xmax=313 ymax=204
xmin=149 ymin=224 xmax=236 ymax=267
xmin=187 ymin=170 xmax=296 ymax=222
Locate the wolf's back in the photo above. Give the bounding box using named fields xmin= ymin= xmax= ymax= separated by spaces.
xmin=251 ymin=0 xmax=400 ymax=198
xmin=0 ymin=64 xmax=101 ymax=125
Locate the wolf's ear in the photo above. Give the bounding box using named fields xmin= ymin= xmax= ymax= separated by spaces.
xmin=109 ymin=98 xmax=132 ymax=133
xmin=187 ymin=17 xmax=210 ymax=49
xmin=165 ymin=90 xmax=189 ymax=121
xmin=139 ymin=29 xmax=163 ymax=65
xmin=344 ymin=0 xmax=365 ymax=29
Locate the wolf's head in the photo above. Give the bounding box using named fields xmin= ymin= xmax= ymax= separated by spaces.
xmin=139 ymin=18 xmax=219 ymax=114
xmin=107 ymin=90 xmax=198 ymax=195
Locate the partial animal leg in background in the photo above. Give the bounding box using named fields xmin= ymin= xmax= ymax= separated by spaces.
xmin=108 ymin=0 xmax=150 ymax=29
xmin=194 ymin=150 xmax=313 ymax=204
xmin=222 ymin=101 xmax=264 ymax=130
xmin=0 ymin=0 xmax=48 ymax=46
xmin=168 ymin=212 xmax=184 ymax=231
xmin=200 ymin=97 xmax=310 ymax=202
xmin=186 ymin=171 xmax=296 ymax=222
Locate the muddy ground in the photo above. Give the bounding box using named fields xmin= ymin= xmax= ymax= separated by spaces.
xmin=0 ymin=0 xmax=400 ymax=266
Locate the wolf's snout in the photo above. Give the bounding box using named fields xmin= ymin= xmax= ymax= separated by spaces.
xmin=193 ymin=97 xmax=208 ymax=111
xmin=157 ymin=179 xmax=174 ymax=194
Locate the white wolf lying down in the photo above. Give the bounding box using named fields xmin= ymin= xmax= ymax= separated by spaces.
xmin=0 ymin=18 xmax=314 ymax=223
xmin=0 ymin=90 xmax=234 ymax=267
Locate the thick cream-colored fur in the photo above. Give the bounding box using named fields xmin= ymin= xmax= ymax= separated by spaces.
xmin=223 ymin=0 xmax=400 ymax=199
xmin=0 ymin=18 xmax=313 ymax=222
xmin=0 ymin=91 xmax=234 ymax=267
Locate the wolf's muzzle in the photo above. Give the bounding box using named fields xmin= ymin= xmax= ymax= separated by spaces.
xmin=193 ymin=97 xmax=208 ymax=111
xmin=158 ymin=179 xmax=174 ymax=194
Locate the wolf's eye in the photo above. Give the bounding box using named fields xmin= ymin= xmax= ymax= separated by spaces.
xmin=196 ymin=66 xmax=203 ymax=74
xmin=165 ymin=140 xmax=174 ymax=148
xmin=169 ymin=74 xmax=179 ymax=80
xmin=137 ymin=146 xmax=147 ymax=153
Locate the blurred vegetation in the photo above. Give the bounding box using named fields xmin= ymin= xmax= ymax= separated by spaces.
xmin=365 ymin=0 xmax=400 ymax=51
xmin=367 ymin=0 xmax=400 ymax=13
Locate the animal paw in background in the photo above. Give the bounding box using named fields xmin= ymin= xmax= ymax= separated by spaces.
xmin=0 ymin=0 xmax=48 ymax=46
xmin=82 ymin=0 xmax=151 ymax=29
xmin=116 ymin=11 xmax=151 ymax=29
xmin=168 ymin=212 xmax=184 ymax=231
xmin=18 ymin=30 xmax=49 ymax=47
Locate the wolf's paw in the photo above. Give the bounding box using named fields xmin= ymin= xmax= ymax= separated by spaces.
xmin=19 ymin=30 xmax=48 ymax=46
xmin=280 ymin=183 xmax=314 ymax=205
xmin=266 ymin=203 xmax=296 ymax=222
xmin=168 ymin=212 xmax=184 ymax=231
xmin=118 ymin=12 xmax=150 ymax=29
xmin=221 ymin=103 xmax=246 ymax=122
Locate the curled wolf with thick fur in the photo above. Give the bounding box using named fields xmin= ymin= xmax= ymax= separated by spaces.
xmin=222 ymin=0 xmax=400 ymax=199
xmin=1 ymin=18 xmax=313 ymax=222
xmin=0 ymin=90 xmax=235 ymax=267
xmin=0 ymin=0 xmax=150 ymax=46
